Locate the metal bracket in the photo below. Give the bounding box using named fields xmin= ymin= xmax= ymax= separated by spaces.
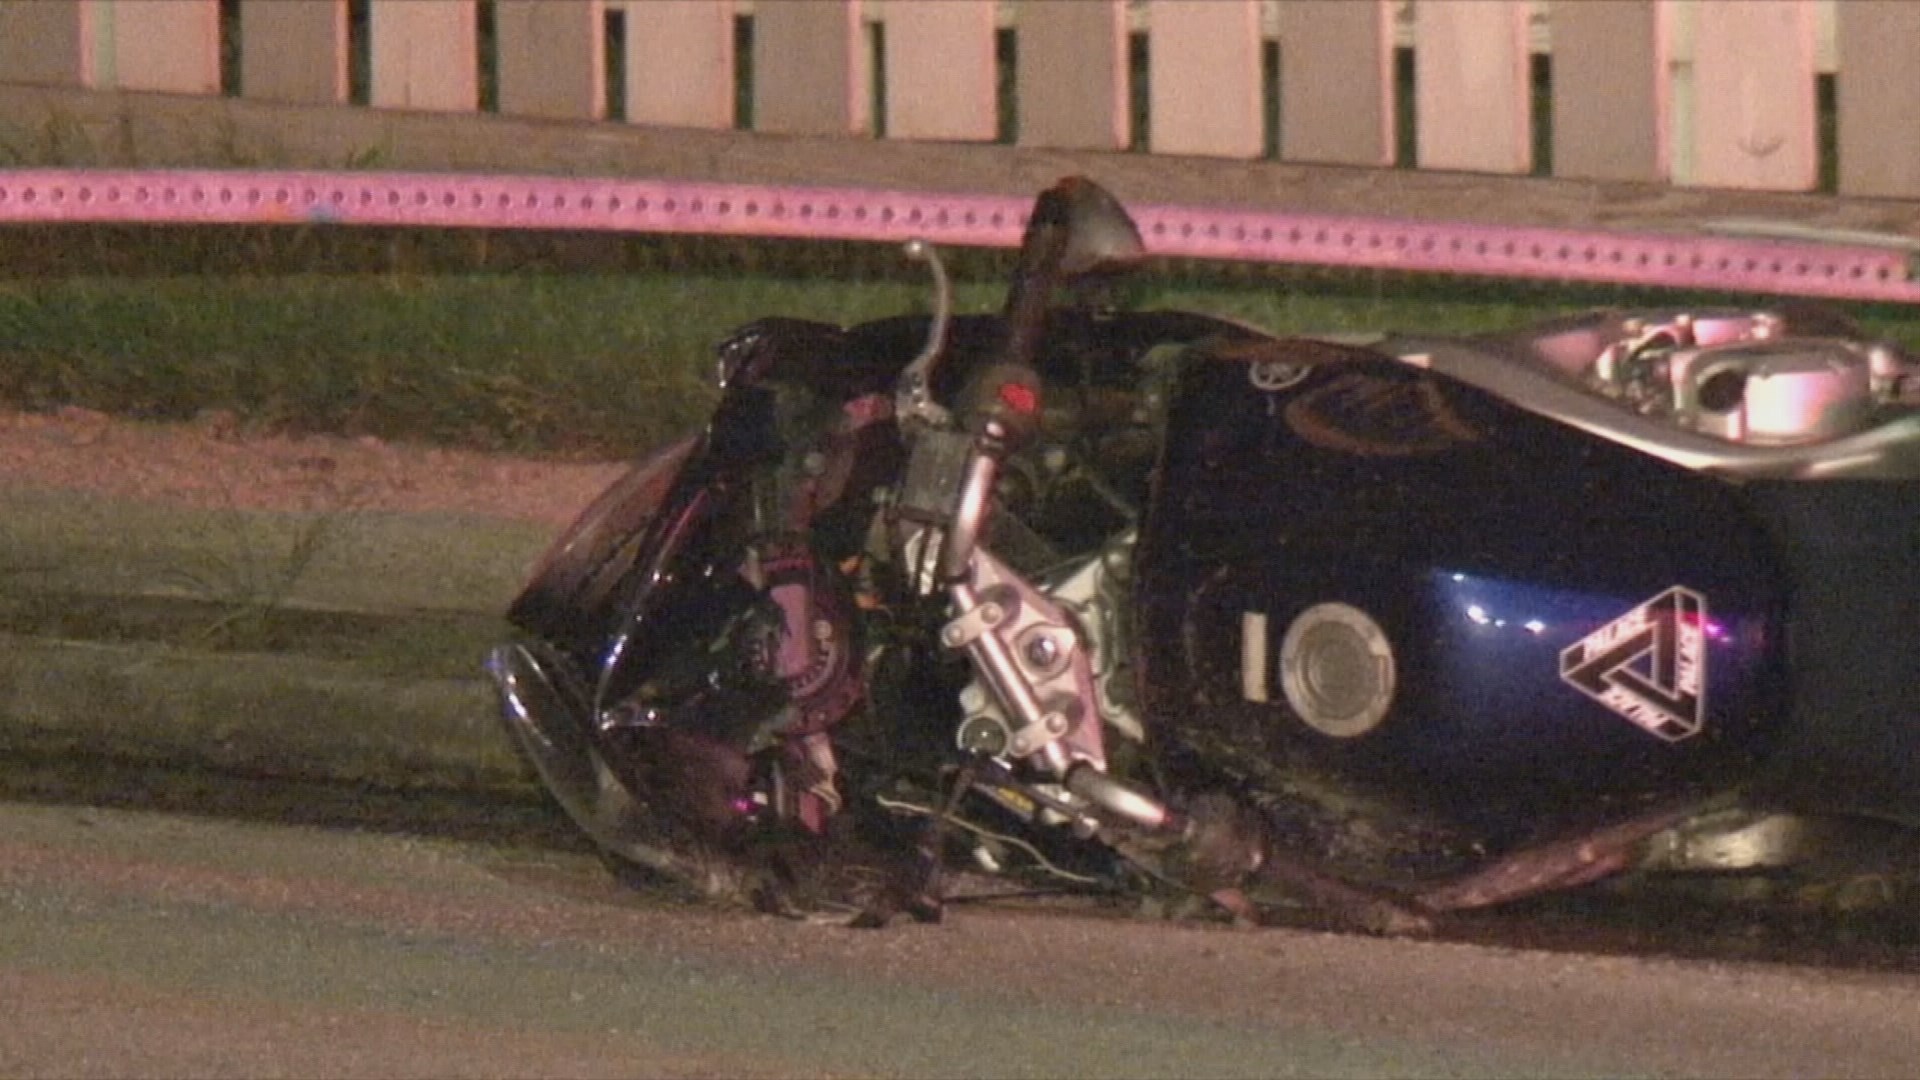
xmin=4 ymin=169 xmax=1918 ymax=302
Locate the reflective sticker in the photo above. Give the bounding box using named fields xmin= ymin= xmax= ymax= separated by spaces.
xmin=1241 ymin=611 xmax=1271 ymax=703
xmin=1559 ymin=587 xmax=1708 ymax=742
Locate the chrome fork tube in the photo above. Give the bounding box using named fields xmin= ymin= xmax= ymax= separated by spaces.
xmin=937 ymin=428 xmax=1002 ymax=583
xmin=933 ymin=428 xmax=1175 ymax=818
xmin=937 ymin=428 xmax=1069 ymax=772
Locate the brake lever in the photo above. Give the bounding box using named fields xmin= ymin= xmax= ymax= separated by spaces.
xmin=895 ymin=239 xmax=954 ymax=431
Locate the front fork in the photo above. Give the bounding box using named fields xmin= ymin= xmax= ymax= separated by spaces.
xmin=897 ymin=419 xmax=1173 ymax=835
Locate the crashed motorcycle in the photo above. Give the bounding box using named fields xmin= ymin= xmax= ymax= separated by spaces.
xmin=487 ymin=177 xmax=1920 ymax=930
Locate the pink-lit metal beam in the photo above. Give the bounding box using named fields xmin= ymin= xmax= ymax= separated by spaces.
xmin=0 ymin=168 xmax=1913 ymax=303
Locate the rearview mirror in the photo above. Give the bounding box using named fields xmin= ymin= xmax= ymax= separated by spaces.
xmin=1048 ymin=177 xmax=1147 ymax=280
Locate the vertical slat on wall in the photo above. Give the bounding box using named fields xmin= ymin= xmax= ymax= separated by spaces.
xmin=884 ymin=0 xmax=996 ymax=141
xmin=754 ymin=0 xmax=868 ymax=136
xmin=1550 ymin=0 xmax=1668 ymax=182
xmin=496 ymin=0 xmax=604 ymax=120
xmin=1147 ymin=0 xmax=1262 ymax=158
xmin=0 ymin=0 xmax=95 ymax=86
xmin=1276 ymin=0 xmax=1394 ymax=166
xmin=1017 ymin=0 xmax=1128 ymax=150
xmin=1414 ymin=0 xmax=1531 ymax=173
xmin=239 ymin=0 xmax=348 ymax=104
xmin=370 ymin=0 xmax=477 ymax=112
xmin=1835 ymin=1 xmax=1920 ymax=198
xmin=1666 ymin=0 xmax=1698 ymax=183
xmin=1689 ymin=0 xmax=1815 ymax=190
xmin=625 ymin=0 xmax=734 ymax=129
xmin=110 ymin=0 xmax=221 ymax=94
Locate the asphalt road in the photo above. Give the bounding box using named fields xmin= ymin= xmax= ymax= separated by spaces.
xmin=6 ymin=800 xmax=1920 ymax=1079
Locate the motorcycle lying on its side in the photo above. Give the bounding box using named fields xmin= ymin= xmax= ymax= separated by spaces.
xmin=488 ymin=177 xmax=1920 ymax=930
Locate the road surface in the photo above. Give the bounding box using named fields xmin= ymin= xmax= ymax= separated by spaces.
xmin=5 ymin=799 xmax=1919 ymax=1079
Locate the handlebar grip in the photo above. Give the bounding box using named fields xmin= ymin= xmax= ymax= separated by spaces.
xmin=961 ymin=361 xmax=1046 ymax=445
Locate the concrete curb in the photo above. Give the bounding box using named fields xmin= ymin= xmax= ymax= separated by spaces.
xmin=0 ymin=634 xmax=529 ymax=791
xmin=2 ymin=489 xmax=555 ymax=792
xmin=3 ymin=488 xmax=556 ymax=616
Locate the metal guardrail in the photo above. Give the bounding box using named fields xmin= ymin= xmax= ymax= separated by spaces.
xmin=2 ymin=168 xmax=1916 ymax=303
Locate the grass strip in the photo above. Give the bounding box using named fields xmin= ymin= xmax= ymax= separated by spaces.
xmin=9 ymin=255 xmax=1917 ymax=457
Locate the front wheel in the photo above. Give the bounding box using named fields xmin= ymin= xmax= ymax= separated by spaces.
xmin=486 ymin=642 xmax=743 ymax=895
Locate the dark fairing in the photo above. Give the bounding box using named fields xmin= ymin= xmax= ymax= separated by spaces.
xmin=1136 ymin=338 xmax=1795 ymax=871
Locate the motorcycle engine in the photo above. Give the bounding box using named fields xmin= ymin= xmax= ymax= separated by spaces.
xmin=1574 ymin=309 xmax=1908 ymax=445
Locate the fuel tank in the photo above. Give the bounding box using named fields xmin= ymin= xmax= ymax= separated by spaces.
xmin=1136 ymin=339 xmax=1797 ymax=840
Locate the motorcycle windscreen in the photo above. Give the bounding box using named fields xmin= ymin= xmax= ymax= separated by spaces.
xmin=507 ymin=434 xmax=698 ymax=653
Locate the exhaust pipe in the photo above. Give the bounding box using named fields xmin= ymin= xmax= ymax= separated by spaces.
xmin=1064 ymin=763 xmax=1178 ymax=833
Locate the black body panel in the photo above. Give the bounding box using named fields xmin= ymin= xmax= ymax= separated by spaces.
xmin=1136 ymin=340 xmax=1793 ymax=854
xmin=1744 ymin=482 xmax=1920 ymax=823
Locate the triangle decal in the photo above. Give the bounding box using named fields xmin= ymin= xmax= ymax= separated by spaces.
xmin=1559 ymin=586 xmax=1708 ymax=742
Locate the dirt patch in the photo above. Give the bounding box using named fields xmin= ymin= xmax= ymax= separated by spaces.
xmin=0 ymin=406 xmax=630 ymax=527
